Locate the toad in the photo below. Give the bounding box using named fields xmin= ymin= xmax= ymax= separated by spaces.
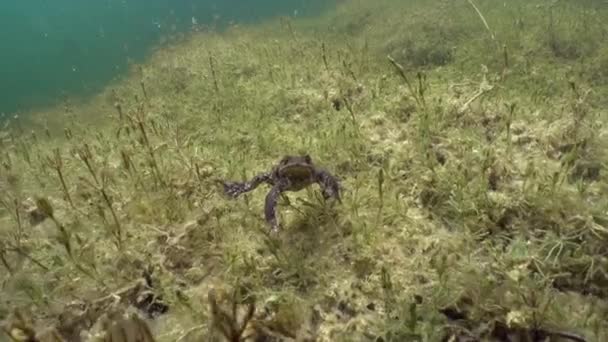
xmin=222 ymin=155 xmax=341 ymax=232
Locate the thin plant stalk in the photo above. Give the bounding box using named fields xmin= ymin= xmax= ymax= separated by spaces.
xmin=45 ymin=149 xmax=75 ymax=209
xmin=466 ymin=0 xmax=495 ymax=42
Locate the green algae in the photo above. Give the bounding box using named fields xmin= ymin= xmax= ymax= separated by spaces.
xmin=1 ymin=0 xmax=607 ymax=341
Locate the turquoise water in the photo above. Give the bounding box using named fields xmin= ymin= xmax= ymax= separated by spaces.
xmin=0 ymin=0 xmax=330 ymax=117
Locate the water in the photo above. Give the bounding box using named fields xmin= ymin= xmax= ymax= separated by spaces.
xmin=0 ymin=0 xmax=330 ymax=117
xmin=1 ymin=1 xmax=607 ymax=340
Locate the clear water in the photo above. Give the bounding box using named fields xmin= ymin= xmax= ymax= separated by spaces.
xmin=0 ymin=0 xmax=330 ymax=116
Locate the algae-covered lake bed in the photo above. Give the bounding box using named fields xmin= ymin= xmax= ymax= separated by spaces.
xmin=1 ymin=0 xmax=607 ymax=341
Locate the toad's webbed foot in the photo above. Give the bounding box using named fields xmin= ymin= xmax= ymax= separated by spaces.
xmin=315 ymin=169 xmax=341 ymax=202
xmin=222 ymin=172 xmax=272 ymax=198
xmin=222 ymin=181 xmax=249 ymax=198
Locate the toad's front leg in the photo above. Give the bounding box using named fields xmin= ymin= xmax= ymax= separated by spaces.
xmin=315 ymin=169 xmax=342 ymax=202
xmin=222 ymin=172 xmax=272 ymax=198
xmin=264 ymin=182 xmax=288 ymax=233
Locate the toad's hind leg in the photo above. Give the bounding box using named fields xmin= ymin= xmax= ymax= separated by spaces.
xmin=264 ymin=185 xmax=283 ymax=232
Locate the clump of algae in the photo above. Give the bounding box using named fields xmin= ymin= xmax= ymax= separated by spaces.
xmin=1 ymin=0 xmax=607 ymax=341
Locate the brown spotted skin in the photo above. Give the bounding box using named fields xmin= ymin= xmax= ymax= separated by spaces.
xmin=222 ymin=155 xmax=341 ymax=232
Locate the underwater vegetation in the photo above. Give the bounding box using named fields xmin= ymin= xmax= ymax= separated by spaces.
xmin=1 ymin=0 xmax=607 ymax=341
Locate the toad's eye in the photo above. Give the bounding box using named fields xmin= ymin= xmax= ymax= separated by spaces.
xmin=304 ymin=155 xmax=312 ymax=164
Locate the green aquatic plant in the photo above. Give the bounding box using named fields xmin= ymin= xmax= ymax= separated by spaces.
xmin=76 ymin=143 xmax=124 ymax=251
xmin=0 ymin=0 xmax=607 ymax=340
xmin=44 ymin=149 xmax=75 ymax=209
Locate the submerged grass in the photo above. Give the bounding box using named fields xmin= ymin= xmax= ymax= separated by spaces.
xmin=1 ymin=0 xmax=607 ymax=341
